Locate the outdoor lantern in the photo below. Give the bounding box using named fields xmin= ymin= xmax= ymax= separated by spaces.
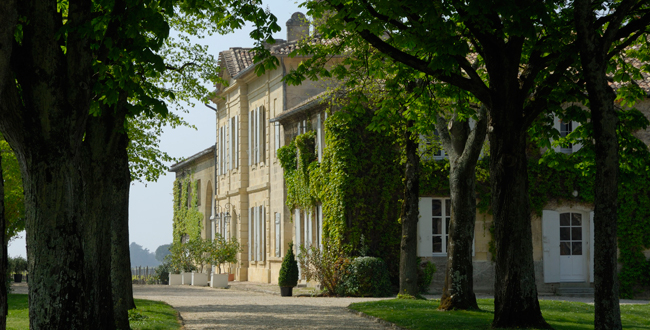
xmin=224 ymin=212 xmax=231 ymax=224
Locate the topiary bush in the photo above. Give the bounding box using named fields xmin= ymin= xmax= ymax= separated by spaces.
xmin=278 ymin=242 xmax=299 ymax=288
xmin=342 ymin=257 xmax=392 ymax=297
xmin=417 ymin=259 xmax=436 ymax=294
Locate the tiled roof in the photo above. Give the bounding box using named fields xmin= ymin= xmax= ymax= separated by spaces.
xmin=217 ymin=36 xmax=331 ymax=78
xmin=218 ymin=47 xmax=256 ymax=77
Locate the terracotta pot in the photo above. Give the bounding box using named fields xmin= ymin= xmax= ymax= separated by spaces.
xmin=280 ymin=286 xmax=293 ymax=297
xmin=228 ymin=273 xmax=235 ymax=281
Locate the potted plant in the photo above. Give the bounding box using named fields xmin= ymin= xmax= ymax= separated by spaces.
xmin=208 ymin=234 xmax=240 ymax=288
xmin=12 ymin=256 xmax=27 ymax=283
xmin=278 ymin=242 xmax=299 ymax=296
xmin=168 ymin=242 xmax=195 ymax=285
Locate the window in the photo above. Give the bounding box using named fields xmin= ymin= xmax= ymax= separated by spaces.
xmin=559 ymin=121 xmax=573 ymax=154
xmin=560 ymin=212 xmax=582 ymax=256
xmin=431 ymin=199 xmax=451 ymax=254
xmin=316 ymin=113 xmax=323 ymax=161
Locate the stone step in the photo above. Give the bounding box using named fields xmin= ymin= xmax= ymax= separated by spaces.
xmin=556 ymin=285 xmax=594 ymax=297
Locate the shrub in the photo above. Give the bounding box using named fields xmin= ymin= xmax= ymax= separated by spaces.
xmin=278 ymin=242 xmax=299 ymax=287
xmin=207 ymin=234 xmax=241 ymax=274
xmin=342 ymin=257 xmax=392 ymax=297
xmin=417 ymin=259 xmax=436 ymax=294
xmin=154 ymin=262 xmax=171 ymax=284
xmin=297 ymin=238 xmax=351 ymax=295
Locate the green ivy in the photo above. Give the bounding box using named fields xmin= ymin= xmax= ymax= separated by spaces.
xmin=419 ymin=134 xmax=650 ymax=298
xmin=172 ymin=174 xmax=203 ymax=244
xmin=279 ymin=110 xmax=403 ymax=281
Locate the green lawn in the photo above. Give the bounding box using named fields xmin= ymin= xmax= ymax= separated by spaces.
xmin=6 ymin=294 xmax=181 ymax=330
xmin=349 ymin=298 xmax=650 ymax=330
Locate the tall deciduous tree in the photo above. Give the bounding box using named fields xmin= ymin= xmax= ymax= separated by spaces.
xmin=258 ymin=2 xmax=575 ymax=325
xmin=435 ymin=104 xmax=486 ymax=310
xmin=574 ymin=1 xmax=650 ymax=329
xmin=0 ymin=0 xmax=279 ymax=327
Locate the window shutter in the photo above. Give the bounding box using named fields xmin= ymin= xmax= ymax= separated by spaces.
xmin=542 ymin=210 xmax=561 ymax=283
xmin=255 ymin=206 xmax=260 ymax=261
xmin=228 ymin=119 xmax=232 ymax=170
xmin=248 ymin=207 xmax=252 ymax=262
xmin=275 ymin=213 xmax=281 ymax=257
xmin=317 ymin=113 xmax=322 ymax=161
xmin=220 ymin=126 xmax=224 ymax=175
xmin=572 ymin=121 xmax=582 ymax=153
xmin=589 ymin=211 xmax=594 ymax=283
xmin=552 ymin=115 xmax=561 ymax=153
xmin=217 ymin=126 xmax=221 ymax=176
xmin=235 ymin=115 xmax=239 ymax=168
xmin=317 ymin=205 xmax=323 ymax=251
xmin=248 ymin=110 xmax=252 ymax=166
xmin=417 ymin=198 xmax=433 ymax=257
xmin=295 ymin=209 xmax=301 ymax=251
xmin=261 ymin=205 xmax=266 ymax=261
xmin=275 ymin=123 xmax=280 ymax=155
xmin=261 ymin=106 xmax=265 ymax=164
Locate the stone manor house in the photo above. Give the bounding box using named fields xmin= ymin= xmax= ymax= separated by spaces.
xmin=170 ymin=12 xmax=650 ymax=293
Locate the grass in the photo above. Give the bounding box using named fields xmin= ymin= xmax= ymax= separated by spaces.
xmin=349 ymin=298 xmax=650 ymax=330
xmin=6 ymin=294 xmax=181 ymax=330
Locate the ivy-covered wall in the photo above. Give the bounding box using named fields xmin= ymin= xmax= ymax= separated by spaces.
xmin=279 ymin=109 xmax=404 ymax=279
xmin=172 ymin=175 xmax=203 ymax=244
xmin=419 ymin=128 xmax=650 ymax=298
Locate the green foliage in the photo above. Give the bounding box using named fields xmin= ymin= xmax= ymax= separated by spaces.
xmin=417 ymin=259 xmax=436 ymax=294
xmin=419 ymin=107 xmax=650 ymax=298
xmin=341 ymin=257 xmax=392 ymax=297
xmin=297 ymin=238 xmax=351 ymax=296
xmin=167 ymin=242 xmax=196 ymax=273
xmin=172 ymin=174 xmax=203 ymax=244
xmin=1 ymin=136 xmax=24 ymax=242
xmin=154 ymin=262 xmax=171 ymax=284
xmin=207 ymin=234 xmax=241 ymax=274
xmin=155 ymin=243 xmax=172 ymax=263
xmin=278 ymin=242 xmax=299 ymax=288
xmin=11 ymin=256 xmax=27 ymax=274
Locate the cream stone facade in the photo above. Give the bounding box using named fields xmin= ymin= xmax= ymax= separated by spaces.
xmin=171 ymin=12 xmax=331 ymax=284
xmin=171 ymin=14 xmax=650 ymax=293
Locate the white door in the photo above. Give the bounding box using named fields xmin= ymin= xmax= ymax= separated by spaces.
xmin=559 ymin=212 xmax=586 ymax=282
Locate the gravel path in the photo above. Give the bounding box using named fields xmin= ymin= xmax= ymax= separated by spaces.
xmin=133 ymin=284 xmax=395 ymax=330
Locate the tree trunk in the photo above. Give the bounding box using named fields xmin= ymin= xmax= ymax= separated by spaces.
xmin=399 ymin=119 xmax=420 ymax=296
xmin=85 ymin=103 xmax=136 ymax=327
xmin=436 ymin=106 xmax=487 ymax=311
xmin=489 ymin=100 xmax=550 ymax=329
xmin=574 ymin=2 xmax=622 ymax=328
xmin=0 ymin=151 xmax=6 ymax=330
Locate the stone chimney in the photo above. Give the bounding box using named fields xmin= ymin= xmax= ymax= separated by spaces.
xmin=286 ymin=12 xmax=309 ymax=42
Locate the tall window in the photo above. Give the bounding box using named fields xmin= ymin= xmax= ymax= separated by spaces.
xmin=560 ymin=212 xmax=582 ymax=256
xmin=432 ymin=199 xmax=451 ymax=254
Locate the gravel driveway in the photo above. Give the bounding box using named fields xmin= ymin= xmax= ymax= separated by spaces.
xmin=132 ymin=284 xmax=395 ymax=330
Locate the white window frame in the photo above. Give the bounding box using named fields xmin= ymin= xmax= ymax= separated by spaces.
xmin=275 ymin=212 xmax=281 ymax=257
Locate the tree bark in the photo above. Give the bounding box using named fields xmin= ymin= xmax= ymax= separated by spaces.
xmin=436 ymin=105 xmax=487 ymax=311
xmin=399 ymin=119 xmax=420 ymax=296
xmin=489 ymin=99 xmax=550 ymax=328
xmin=574 ymin=2 xmax=624 ymax=328
xmin=0 ymin=150 xmax=6 ymax=330
xmin=0 ymin=0 xmax=117 ymax=328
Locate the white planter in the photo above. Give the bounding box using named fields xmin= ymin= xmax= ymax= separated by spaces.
xmin=168 ymin=274 xmax=182 ymax=285
xmin=181 ymin=272 xmax=193 ymax=285
xmin=192 ymin=272 xmax=209 ymax=286
xmin=211 ymin=273 xmax=229 ymax=288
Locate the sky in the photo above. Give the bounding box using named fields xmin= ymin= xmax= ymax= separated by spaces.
xmin=8 ymin=0 xmax=303 ymax=258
